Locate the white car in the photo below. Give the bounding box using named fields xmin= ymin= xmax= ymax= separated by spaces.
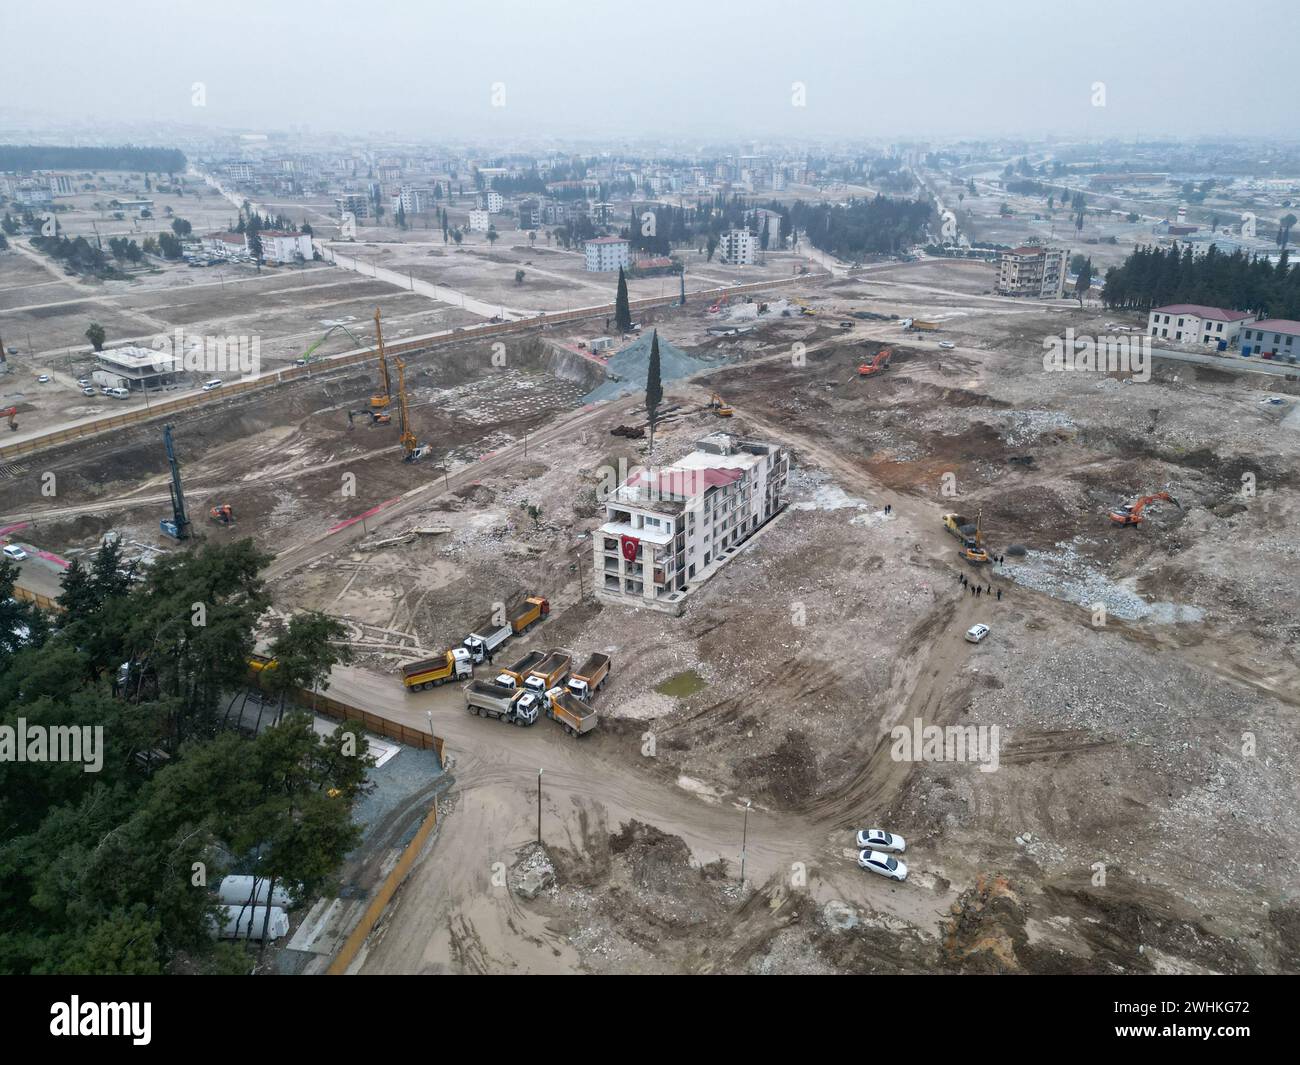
xmin=201 ymin=379 xmax=223 ymax=392
xmin=82 ymin=386 xmax=96 ymax=396
xmin=3 ymin=544 xmax=29 ymax=561
xmin=965 ymin=623 xmax=990 ymax=644
xmin=938 ymin=341 xmax=955 ymax=350
xmin=858 ymin=849 xmax=908 ymax=882
xmin=37 ymin=374 xmax=51 ymax=383
xmin=855 ymin=828 xmax=906 ymax=853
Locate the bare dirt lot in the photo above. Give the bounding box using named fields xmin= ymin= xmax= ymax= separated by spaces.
xmin=4 ymin=268 xmax=1298 ymax=975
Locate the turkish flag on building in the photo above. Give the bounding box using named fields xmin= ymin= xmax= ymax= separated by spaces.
xmin=620 ymin=534 xmax=640 ymax=563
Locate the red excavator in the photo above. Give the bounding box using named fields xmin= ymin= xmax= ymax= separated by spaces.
xmin=1108 ymin=491 xmax=1178 ymax=527
xmin=858 ymin=347 xmax=892 ymax=377
xmin=2 ymin=406 xmax=18 ymax=431
xmin=209 ymin=504 xmax=234 ymax=525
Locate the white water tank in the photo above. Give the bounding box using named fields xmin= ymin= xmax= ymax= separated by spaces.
xmin=214 ymin=904 xmax=290 ymax=941
xmin=218 ymin=875 xmax=294 ymax=909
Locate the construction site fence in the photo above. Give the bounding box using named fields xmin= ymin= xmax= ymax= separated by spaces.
xmin=11 ymin=585 xmax=61 ymax=612
xmin=0 ymin=271 xmax=829 ymax=464
xmin=283 ymin=686 xmax=444 ymax=758
xmin=326 ymin=798 xmax=440 ymax=975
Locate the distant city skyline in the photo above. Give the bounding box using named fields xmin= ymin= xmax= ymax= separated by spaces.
xmin=2 ymin=0 xmax=1296 ymax=142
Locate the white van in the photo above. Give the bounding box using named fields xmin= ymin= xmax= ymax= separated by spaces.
xmin=108 ymin=387 xmax=130 ymax=400
xmin=201 ymin=379 xmax=223 ymax=392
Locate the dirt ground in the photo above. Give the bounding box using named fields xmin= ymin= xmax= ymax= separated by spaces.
xmin=4 ymin=259 xmax=1299 ymax=974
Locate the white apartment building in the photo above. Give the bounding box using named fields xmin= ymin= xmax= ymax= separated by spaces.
xmin=584 ymin=236 xmax=630 ymax=272
xmin=397 ymin=184 xmax=434 ymax=214
xmin=594 ymin=433 xmax=790 ymax=614
xmin=468 ymin=209 xmax=491 ymax=232
xmin=225 ymin=162 xmax=255 ymax=182
xmin=995 ymin=245 xmax=1069 ymax=298
xmin=484 ymin=190 xmax=503 ymax=213
xmin=1146 ymin=304 xmax=1255 ymax=347
xmin=259 ymin=230 xmax=313 ymax=261
xmin=717 ymin=228 xmax=757 ymax=265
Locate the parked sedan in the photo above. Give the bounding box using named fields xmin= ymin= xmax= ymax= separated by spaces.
xmin=965 ymin=623 xmax=990 ymax=644
xmin=37 ymin=374 xmax=51 ymax=383
xmin=855 ymin=828 xmax=906 ymax=853
xmin=3 ymin=544 xmax=29 ymax=561
xmin=82 ymin=386 xmax=96 ymax=396
xmin=858 ymin=850 xmax=908 ymax=882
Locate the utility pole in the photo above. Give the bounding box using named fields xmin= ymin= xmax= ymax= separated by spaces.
xmin=536 ymin=769 xmax=543 ymax=844
xmin=739 ymin=800 xmax=752 ymax=890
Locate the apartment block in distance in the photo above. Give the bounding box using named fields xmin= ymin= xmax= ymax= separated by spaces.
xmin=995 ymin=244 xmax=1068 ymax=298
xmin=584 ymin=236 xmax=630 ymax=272
xmin=594 ymin=433 xmax=790 ymax=614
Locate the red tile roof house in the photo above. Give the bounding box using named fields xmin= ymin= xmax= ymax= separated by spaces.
xmin=1146 ymin=304 xmax=1255 ymax=347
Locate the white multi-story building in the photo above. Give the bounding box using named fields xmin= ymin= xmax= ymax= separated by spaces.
xmin=468 ymin=209 xmax=491 ymax=232
xmin=225 ymin=162 xmax=255 ymax=182
xmin=1239 ymin=318 xmax=1300 ymax=360
xmin=584 ymin=236 xmax=630 ymax=272
xmin=1146 ymin=304 xmax=1255 ymax=347
xmin=995 ymin=245 xmax=1069 ymax=298
xmin=258 ymin=230 xmax=313 ymax=261
xmin=397 ymin=184 xmax=434 ymax=214
xmin=594 ymin=433 xmax=790 ymax=614
xmin=484 ymin=190 xmax=503 ymax=213
xmin=717 ymin=228 xmax=757 ymax=265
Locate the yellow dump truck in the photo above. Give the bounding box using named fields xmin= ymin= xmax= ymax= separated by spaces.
xmin=523 ymin=651 xmax=571 ymax=696
xmin=402 ymin=647 xmax=473 ymax=691
xmin=494 ymin=650 xmax=546 ymax=690
xmin=567 ymin=652 xmax=611 ymax=701
xmin=544 ymin=687 xmax=598 ymax=737
xmin=510 ymin=595 xmax=550 ymax=633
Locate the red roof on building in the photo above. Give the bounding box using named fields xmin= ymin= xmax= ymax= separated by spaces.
xmin=629 ymin=467 xmax=742 ymax=498
xmin=1152 ymin=304 xmax=1253 ymax=322
xmin=1249 ymin=319 xmax=1300 ymax=334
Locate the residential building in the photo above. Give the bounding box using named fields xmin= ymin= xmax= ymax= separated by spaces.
xmin=203 ymin=232 xmax=248 ymax=257
xmin=594 ymin=433 xmax=790 ymax=614
xmin=584 ymin=236 xmax=630 ymax=272
xmin=95 ymin=346 xmax=179 ymax=391
xmin=1240 ymin=319 xmax=1300 ymax=360
xmin=717 ymin=228 xmax=757 ymax=266
xmin=335 ymin=193 xmax=369 ymax=219
xmin=995 ymin=245 xmax=1069 ymax=298
xmin=397 ymin=184 xmax=434 ymax=214
xmin=1146 ymin=304 xmax=1255 ymax=347
xmin=258 ymin=230 xmax=313 ymax=262
xmin=224 ymin=162 xmax=255 ymax=182
xmin=517 ymin=198 xmax=541 ymax=228
xmin=47 ymin=173 xmax=75 ymax=196
xmin=484 ymin=190 xmax=503 ymax=213
xmin=468 ymin=209 xmax=491 ymax=233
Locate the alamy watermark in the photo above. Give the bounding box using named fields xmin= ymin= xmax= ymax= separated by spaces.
xmin=890 ymin=717 xmax=1000 ymax=773
xmin=1042 ymin=327 xmax=1150 ymax=382
xmin=0 ymin=719 xmax=103 ymax=772
xmin=150 ymin=327 xmax=261 ymax=379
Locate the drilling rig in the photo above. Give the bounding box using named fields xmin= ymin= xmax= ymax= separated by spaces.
xmin=370 ymin=306 xmax=392 ymax=409
xmin=395 ymin=357 xmax=418 ymax=459
xmin=160 ymin=424 xmax=191 ymax=540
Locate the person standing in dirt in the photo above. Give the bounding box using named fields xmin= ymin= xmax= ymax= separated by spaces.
xmin=997 ymin=588 xmax=1002 ymax=601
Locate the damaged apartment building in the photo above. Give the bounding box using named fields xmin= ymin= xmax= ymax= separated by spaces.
xmin=595 ymin=433 xmax=790 ymax=614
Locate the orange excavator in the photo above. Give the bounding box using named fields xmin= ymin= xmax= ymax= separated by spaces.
xmin=1108 ymin=491 xmax=1178 ymax=527
xmin=2 ymin=406 xmax=18 ymax=431
xmin=209 ymin=504 xmax=234 ymax=525
xmin=858 ymin=347 xmax=892 ymax=377
xmin=957 ymin=507 xmax=991 ymax=564
xmin=707 ymin=392 xmax=733 ymax=417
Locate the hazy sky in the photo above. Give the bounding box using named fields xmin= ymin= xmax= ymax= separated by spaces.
xmin=2 ymin=0 xmax=1296 ymax=142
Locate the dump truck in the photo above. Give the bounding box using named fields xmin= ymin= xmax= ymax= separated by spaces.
xmin=523 ymin=651 xmax=571 ymax=696
xmin=495 ymin=649 xmax=546 ymax=689
xmin=567 ymin=652 xmax=611 ymax=701
xmin=944 ymin=510 xmax=990 ymax=564
xmin=464 ymin=680 xmax=537 ymax=726
xmin=463 ymin=618 xmax=512 ymax=664
xmin=402 ymin=647 xmax=473 ymax=691
xmin=905 ymin=318 xmax=939 ymax=332
xmin=509 ymin=595 xmax=550 ymax=633
xmin=544 ymin=687 xmax=598 ymax=737
xmin=942 ymin=513 xmax=975 ymax=540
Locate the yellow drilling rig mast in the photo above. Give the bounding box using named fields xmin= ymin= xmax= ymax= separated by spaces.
xmin=370 ymin=307 xmax=392 ymax=409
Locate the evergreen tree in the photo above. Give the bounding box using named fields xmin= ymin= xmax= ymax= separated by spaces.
xmin=614 ymin=266 xmax=632 ymax=332
xmin=646 ymin=330 xmax=663 ymax=454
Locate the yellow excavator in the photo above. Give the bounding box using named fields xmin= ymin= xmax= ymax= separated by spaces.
xmin=371 ymin=307 xmax=392 ymax=409
xmin=707 ymin=392 xmax=734 ymax=417
xmin=957 ymin=507 xmax=991 ymax=564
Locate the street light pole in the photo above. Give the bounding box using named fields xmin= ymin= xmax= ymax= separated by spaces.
xmin=537 ymin=768 xmax=543 ymax=845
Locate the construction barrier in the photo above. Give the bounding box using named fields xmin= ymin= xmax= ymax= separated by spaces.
xmin=11 ymin=585 xmax=61 ymax=612
xmin=284 ymin=686 xmax=442 ymax=754
xmin=325 ymin=798 xmax=440 ymax=975
xmin=0 ymin=272 xmax=829 ymax=464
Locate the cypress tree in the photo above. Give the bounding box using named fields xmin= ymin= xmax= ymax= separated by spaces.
xmin=646 ymin=329 xmax=663 ymax=454
xmin=615 ymin=266 xmax=632 ymax=332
